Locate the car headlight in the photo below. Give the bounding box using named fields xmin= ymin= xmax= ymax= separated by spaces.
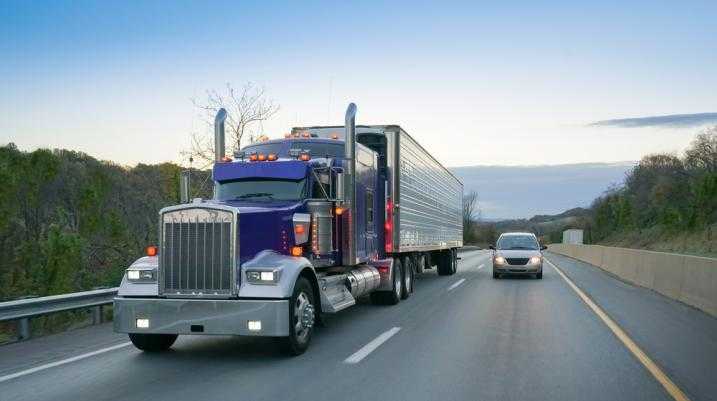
xmin=529 ymin=256 xmax=542 ymax=265
xmin=126 ymin=268 xmax=156 ymax=282
xmin=245 ymin=269 xmax=280 ymax=285
xmin=494 ymin=256 xmax=506 ymax=265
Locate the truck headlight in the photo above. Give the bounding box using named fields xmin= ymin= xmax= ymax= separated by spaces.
xmin=246 ymin=269 xmax=280 ymax=284
xmin=494 ymin=256 xmax=506 ymax=265
xmin=126 ymin=269 xmax=156 ymax=282
xmin=529 ymin=256 xmax=542 ymax=265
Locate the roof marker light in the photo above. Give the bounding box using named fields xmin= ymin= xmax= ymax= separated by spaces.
xmin=267 ymin=153 xmax=278 ymax=161
xmin=331 ymin=133 xmax=339 ymax=140
xmin=258 ymin=153 xmax=267 ymax=161
xmin=249 ymin=153 xmax=258 ymax=162
xmin=220 ymin=156 xmax=233 ymax=162
xmin=299 ymin=153 xmax=310 ymax=161
xmin=301 ymin=132 xmax=310 ymax=138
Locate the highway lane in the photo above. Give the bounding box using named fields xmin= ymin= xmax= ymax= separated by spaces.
xmin=0 ymin=250 xmax=712 ymax=401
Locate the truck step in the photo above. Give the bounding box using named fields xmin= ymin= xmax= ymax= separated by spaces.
xmin=318 ymin=274 xmax=355 ymax=313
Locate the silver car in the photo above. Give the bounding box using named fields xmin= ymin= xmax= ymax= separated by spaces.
xmin=489 ymin=232 xmax=546 ymax=279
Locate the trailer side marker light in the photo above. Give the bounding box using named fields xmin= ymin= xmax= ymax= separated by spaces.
xmin=146 ymin=246 xmax=158 ymax=257
xmin=291 ymin=246 xmax=303 ymax=257
xmin=331 ymin=133 xmax=339 ymax=139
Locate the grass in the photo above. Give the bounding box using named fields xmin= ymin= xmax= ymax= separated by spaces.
xmin=598 ymin=224 xmax=717 ymax=258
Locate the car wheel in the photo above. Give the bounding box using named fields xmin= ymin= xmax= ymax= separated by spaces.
xmin=128 ymin=333 xmax=178 ymax=352
xmin=536 ymin=271 xmax=543 ymax=279
xmin=280 ymin=277 xmax=316 ymax=356
xmin=492 ymin=270 xmax=499 ymax=279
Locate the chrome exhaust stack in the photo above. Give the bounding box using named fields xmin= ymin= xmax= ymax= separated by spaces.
xmin=214 ymin=108 xmax=228 ymax=161
xmin=342 ymin=103 xmax=358 ymax=265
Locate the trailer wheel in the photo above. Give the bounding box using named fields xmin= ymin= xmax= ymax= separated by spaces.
xmin=128 ymin=333 xmax=178 ymax=352
xmin=450 ymin=249 xmax=458 ymax=275
xmin=370 ymin=258 xmax=402 ymax=305
xmin=281 ymin=277 xmax=315 ymax=356
xmin=401 ymin=256 xmax=414 ymax=299
xmin=437 ymin=251 xmax=451 ymax=276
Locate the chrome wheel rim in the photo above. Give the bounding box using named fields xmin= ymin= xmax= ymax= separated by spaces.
xmin=294 ymin=292 xmax=314 ymax=343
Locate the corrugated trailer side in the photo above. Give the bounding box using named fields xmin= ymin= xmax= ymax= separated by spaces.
xmin=394 ymin=129 xmax=463 ymax=252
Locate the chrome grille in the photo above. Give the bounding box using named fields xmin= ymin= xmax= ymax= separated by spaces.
xmin=160 ymin=207 xmax=236 ymax=296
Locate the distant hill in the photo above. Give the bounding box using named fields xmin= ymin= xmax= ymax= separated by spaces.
xmin=451 ymin=162 xmax=634 ymax=220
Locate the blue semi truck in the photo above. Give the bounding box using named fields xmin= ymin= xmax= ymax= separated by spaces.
xmin=113 ymin=104 xmax=463 ymax=355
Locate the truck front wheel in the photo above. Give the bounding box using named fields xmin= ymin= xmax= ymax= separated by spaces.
xmin=128 ymin=333 xmax=178 ymax=352
xmin=281 ymin=277 xmax=316 ymax=356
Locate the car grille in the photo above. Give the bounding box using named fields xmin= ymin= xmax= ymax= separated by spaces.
xmin=160 ymin=207 xmax=236 ymax=297
xmin=506 ymin=258 xmax=529 ymax=265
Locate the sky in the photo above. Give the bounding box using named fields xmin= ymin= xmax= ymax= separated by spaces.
xmin=1 ymin=0 xmax=716 ymax=168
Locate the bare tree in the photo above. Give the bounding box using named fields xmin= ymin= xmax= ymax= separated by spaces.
xmin=184 ymin=82 xmax=279 ymax=167
xmin=463 ymin=191 xmax=479 ymax=243
xmin=685 ymin=126 xmax=717 ymax=173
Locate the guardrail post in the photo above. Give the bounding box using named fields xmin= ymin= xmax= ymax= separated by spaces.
xmin=18 ymin=318 xmax=30 ymax=340
xmin=92 ymin=305 xmax=103 ymax=325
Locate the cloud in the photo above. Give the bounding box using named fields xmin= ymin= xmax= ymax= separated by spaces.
xmin=589 ymin=113 xmax=717 ymax=128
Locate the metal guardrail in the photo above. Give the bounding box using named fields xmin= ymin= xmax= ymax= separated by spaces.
xmin=0 ymin=288 xmax=118 ymax=341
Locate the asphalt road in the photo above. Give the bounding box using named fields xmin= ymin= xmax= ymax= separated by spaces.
xmin=1 ymin=250 xmax=715 ymax=401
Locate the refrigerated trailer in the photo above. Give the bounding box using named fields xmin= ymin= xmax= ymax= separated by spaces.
xmin=114 ymin=104 xmax=463 ymax=355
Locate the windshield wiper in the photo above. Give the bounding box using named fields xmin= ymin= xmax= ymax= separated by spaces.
xmin=234 ymin=192 xmax=275 ymax=200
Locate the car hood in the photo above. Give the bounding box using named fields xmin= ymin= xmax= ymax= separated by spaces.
xmin=495 ymin=249 xmax=542 ymax=258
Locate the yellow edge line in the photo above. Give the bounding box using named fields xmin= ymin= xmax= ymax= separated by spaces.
xmin=546 ymin=259 xmax=690 ymax=401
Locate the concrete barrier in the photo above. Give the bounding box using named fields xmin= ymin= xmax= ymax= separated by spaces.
xmin=548 ymin=244 xmax=717 ymax=318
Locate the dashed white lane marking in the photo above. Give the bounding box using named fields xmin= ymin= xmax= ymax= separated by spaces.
xmin=447 ymin=278 xmax=466 ymax=291
xmin=478 ymin=264 xmax=485 ymax=270
xmin=546 ymin=260 xmax=690 ymax=401
xmin=0 ymin=341 xmax=132 ymax=384
xmin=344 ymin=327 xmax=401 ymax=364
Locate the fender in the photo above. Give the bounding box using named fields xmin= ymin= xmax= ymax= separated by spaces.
xmin=117 ymin=256 xmax=159 ymax=297
xmin=238 ymin=250 xmax=317 ymax=299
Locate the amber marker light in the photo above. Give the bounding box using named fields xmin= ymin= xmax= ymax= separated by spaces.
xmin=291 ymin=246 xmax=303 ymax=257
xmin=146 ymin=246 xmax=158 ymax=257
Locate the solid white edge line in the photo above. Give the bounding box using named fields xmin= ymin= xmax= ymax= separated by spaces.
xmin=447 ymin=278 xmax=466 ymax=291
xmin=546 ymin=259 xmax=690 ymax=401
xmin=478 ymin=264 xmax=485 ymax=270
xmin=0 ymin=341 xmax=132 ymax=384
xmin=344 ymin=327 xmax=401 ymax=364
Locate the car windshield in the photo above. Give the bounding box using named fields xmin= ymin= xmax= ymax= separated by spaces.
xmin=497 ymin=235 xmax=539 ymax=250
xmin=216 ymin=178 xmax=307 ymax=201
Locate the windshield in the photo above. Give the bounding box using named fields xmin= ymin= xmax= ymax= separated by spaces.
xmin=216 ymin=178 xmax=307 ymax=201
xmin=497 ymin=235 xmax=539 ymax=250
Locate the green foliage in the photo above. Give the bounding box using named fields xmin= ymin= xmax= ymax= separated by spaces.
xmin=0 ymin=144 xmax=210 ymax=301
xmin=590 ymin=127 xmax=717 ymax=243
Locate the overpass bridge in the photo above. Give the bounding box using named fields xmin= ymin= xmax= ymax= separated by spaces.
xmin=0 ymin=249 xmax=715 ymax=401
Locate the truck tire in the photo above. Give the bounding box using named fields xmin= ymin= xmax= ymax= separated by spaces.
xmin=370 ymin=258 xmax=402 ymax=305
xmin=128 ymin=333 xmax=178 ymax=352
xmin=281 ymin=277 xmax=316 ymax=356
xmin=450 ymin=249 xmax=458 ymax=275
xmin=401 ymin=256 xmax=413 ymax=299
xmin=437 ymin=251 xmax=452 ymax=276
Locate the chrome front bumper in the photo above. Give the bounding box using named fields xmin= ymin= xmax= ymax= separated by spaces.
xmin=113 ymin=297 xmax=290 ymax=337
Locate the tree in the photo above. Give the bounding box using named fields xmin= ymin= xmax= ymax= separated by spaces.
xmin=684 ymin=126 xmax=717 ymax=174
xmin=463 ymin=191 xmax=479 ymax=243
xmin=185 ymin=82 xmax=280 ymax=167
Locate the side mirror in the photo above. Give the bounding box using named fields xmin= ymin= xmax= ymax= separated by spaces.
xmin=488 ymin=245 xmax=495 ymax=250
xmin=335 ymin=172 xmax=345 ymax=201
xmin=540 ymin=245 xmax=548 ymax=251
